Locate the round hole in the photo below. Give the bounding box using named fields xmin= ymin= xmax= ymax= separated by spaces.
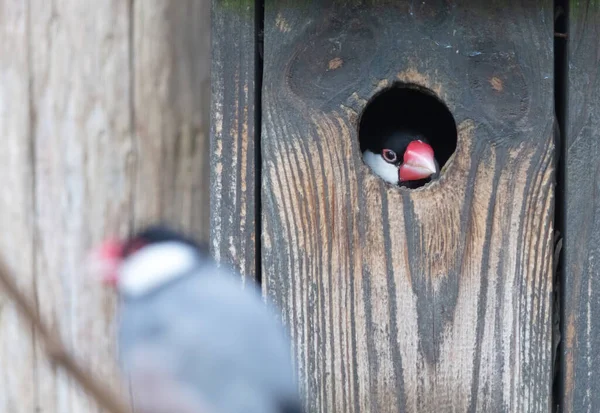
xmin=358 ymin=83 xmax=457 ymax=189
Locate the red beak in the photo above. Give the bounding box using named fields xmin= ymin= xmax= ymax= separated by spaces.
xmin=399 ymin=140 xmax=437 ymax=182
xmin=89 ymin=239 xmax=123 ymax=287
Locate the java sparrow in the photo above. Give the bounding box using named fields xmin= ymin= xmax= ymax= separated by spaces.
xmin=362 ymin=129 xmax=439 ymax=189
xmin=91 ymin=225 xmax=302 ymax=413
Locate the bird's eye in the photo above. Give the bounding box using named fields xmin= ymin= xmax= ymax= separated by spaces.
xmin=382 ymin=149 xmax=397 ymax=163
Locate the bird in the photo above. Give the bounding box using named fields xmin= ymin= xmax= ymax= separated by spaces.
xmin=362 ymin=129 xmax=439 ymax=189
xmin=89 ymin=225 xmax=302 ymax=413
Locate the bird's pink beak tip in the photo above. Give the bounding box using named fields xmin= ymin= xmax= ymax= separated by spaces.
xmin=399 ymin=140 xmax=437 ymax=182
xmin=88 ymin=239 xmax=123 ymax=287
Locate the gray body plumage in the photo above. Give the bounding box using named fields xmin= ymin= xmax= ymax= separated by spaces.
xmin=117 ymin=257 xmax=300 ymax=413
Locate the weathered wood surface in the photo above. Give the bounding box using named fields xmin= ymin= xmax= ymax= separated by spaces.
xmin=29 ymin=1 xmax=132 ymax=411
xmin=261 ymin=1 xmax=555 ymax=412
xmin=210 ymin=0 xmax=258 ymax=279
xmin=561 ymin=1 xmax=600 ymax=411
xmin=134 ymin=1 xmax=211 ymax=238
xmin=0 ymin=1 xmax=210 ymax=412
xmin=0 ymin=2 xmax=36 ymax=412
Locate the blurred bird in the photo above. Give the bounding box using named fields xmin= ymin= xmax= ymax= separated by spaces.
xmin=362 ymin=129 xmax=439 ymax=189
xmin=90 ymin=225 xmax=302 ymax=413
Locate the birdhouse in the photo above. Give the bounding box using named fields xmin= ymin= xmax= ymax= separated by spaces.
xmin=210 ymin=1 xmax=592 ymax=412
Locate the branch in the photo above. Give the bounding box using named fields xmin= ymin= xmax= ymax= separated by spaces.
xmin=0 ymin=256 xmax=132 ymax=413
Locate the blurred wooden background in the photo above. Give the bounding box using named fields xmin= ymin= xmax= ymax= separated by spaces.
xmin=0 ymin=1 xmax=210 ymax=411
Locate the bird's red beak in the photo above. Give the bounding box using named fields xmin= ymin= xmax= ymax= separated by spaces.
xmin=89 ymin=239 xmax=124 ymax=287
xmin=399 ymin=140 xmax=437 ymax=182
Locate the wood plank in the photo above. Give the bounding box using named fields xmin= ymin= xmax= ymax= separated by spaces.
xmin=0 ymin=2 xmax=37 ymax=412
xmin=0 ymin=1 xmax=211 ymax=412
xmin=210 ymin=0 xmax=257 ymax=279
xmin=561 ymin=1 xmax=600 ymax=411
xmin=28 ymin=0 xmax=133 ymax=410
xmin=262 ymin=1 xmax=555 ymax=412
xmin=133 ymin=0 xmax=211 ymax=241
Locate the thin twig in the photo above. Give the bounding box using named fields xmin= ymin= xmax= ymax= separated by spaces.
xmin=0 ymin=256 xmax=131 ymax=413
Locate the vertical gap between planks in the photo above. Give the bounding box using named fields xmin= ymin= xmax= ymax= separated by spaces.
xmin=553 ymin=0 xmax=568 ymax=410
xmin=255 ymin=0 xmax=265 ymax=286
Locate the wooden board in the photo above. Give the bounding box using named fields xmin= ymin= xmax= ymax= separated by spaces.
xmin=0 ymin=1 xmax=210 ymax=411
xmin=28 ymin=1 xmax=133 ymax=410
xmin=561 ymin=1 xmax=600 ymax=411
xmin=210 ymin=0 xmax=258 ymax=279
xmin=261 ymin=1 xmax=555 ymax=412
xmin=133 ymin=1 xmax=210 ymax=242
xmin=0 ymin=2 xmax=37 ymax=412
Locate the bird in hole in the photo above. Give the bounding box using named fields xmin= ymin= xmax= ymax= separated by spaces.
xmin=89 ymin=225 xmax=302 ymax=413
xmin=362 ymin=129 xmax=439 ymax=189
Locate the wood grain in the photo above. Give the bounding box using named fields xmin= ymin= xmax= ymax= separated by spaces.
xmin=0 ymin=1 xmax=210 ymax=411
xmin=261 ymin=1 xmax=555 ymax=412
xmin=210 ymin=0 xmax=257 ymax=279
xmin=560 ymin=1 xmax=600 ymax=411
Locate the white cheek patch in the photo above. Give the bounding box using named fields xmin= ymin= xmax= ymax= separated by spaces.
xmin=119 ymin=242 xmax=199 ymax=296
xmin=363 ymin=150 xmax=399 ymax=184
